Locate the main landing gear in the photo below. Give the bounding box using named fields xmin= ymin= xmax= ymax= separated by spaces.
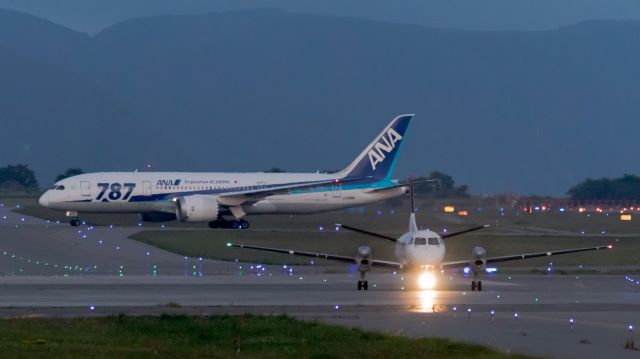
xmin=208 ymin=218 xmax=250 ymax=229
xmin=471 ymin=280 xmax=482 ymax=291
xmin=70 ymin=218 xmax=81 ymax=227
xmin=357 ymin=271 xmax=369 ymax=291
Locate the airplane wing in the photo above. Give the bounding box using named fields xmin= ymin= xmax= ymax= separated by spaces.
xmin=229 ymin=243 xmax=403 ymax=269
xmin=335 ymin=223 xmax=398 ymax=242
xmin=217 ymin=177 xmax=369 ymax=207
xmin=441 ymin=225 xmax=490 ymax=239
xmin=441 ymin=244 xmax=612 ymax=269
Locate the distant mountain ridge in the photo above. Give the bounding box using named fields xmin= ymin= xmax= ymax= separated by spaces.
xmin=1 ymin=8 xmax=640 ymax=195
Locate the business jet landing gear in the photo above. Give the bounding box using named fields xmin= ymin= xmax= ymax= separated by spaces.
xmin=357 ymin=271 xmax=369 ymax=291
xmin=208 ymin=218 xmax=250 ymax=229
xmin=70 ymin=218 xmax=81 ymax=227
xmin=471 ymin=271 xmax=482 ymax=291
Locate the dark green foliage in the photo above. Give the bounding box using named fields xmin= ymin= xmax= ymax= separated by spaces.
xmin=567 ymin=174 xmax=640 ymax=200
xmin=54 ymin=168 xmax=85 ymax=182
xmin=0 ymin=164 xmax=38 ymax=190
xmin=413 ymin=171 xmax=469 ymax=198
xmin=0 ymin=314 xmax=534 ymax=358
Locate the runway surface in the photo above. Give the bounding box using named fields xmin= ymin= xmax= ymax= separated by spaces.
xmin=1 ymin=205 xmax=639 ymax=358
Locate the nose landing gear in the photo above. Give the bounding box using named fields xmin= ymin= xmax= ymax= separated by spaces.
xmin=357 ymin=271 xmax=369 ymax=291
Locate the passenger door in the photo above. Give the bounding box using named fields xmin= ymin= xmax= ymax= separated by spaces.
xmin=80 ymin=181 xmax=91 ymax=197
xmin=142 ymin=181 xmax=152 ymax=196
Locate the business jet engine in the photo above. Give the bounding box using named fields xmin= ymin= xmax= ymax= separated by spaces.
xmin=356 ymin=246 xmax=372 ymax=291
xmin=175 ymin=195 xmax=220 ymax=222
xmin=469 ymin=246 xmax=487 ymax=291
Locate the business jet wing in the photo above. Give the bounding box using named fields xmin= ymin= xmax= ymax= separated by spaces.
xmin=217 ymin=177 xmax=368 ymax=207
xmin=441 ymin=225 xmax=490 ymax=239
xmin=440 ymin=244 xmax=612 ymax=269
xmin=229 ymin=243 xmax=403 ymax=269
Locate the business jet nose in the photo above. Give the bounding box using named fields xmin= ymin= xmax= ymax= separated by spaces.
xmin=38 ymin=192 xmax=50 ymax=207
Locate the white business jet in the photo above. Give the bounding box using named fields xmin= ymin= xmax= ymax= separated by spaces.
xmin=232 ymin=180 xmax=612 ymax=291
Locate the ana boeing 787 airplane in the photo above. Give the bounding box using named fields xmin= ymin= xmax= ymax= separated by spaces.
xmin=39 ymin=114 xmax=413 ymax=228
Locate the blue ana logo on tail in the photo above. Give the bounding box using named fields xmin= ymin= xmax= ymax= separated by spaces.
xmin=368 ymin=127 xmax=403 ymax=170
xmin=340 ymin=114 xmax=413 ymax=181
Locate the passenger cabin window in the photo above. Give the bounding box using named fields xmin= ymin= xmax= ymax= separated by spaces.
xmin=413 ymin=237 xmax=427 ymax=245
xmin=428 ymin=237 xmax=440 ymax=245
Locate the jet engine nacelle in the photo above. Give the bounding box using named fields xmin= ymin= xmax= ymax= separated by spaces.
xmin=175 ymin=195 xmax=220 ymax=222
xmin=470 ymin=246 xmax=487 ymax=273
xmin=356 ymin=246 xmax=372 ymax=273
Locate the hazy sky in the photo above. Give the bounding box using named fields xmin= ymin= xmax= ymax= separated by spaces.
xmin=2 ymin=3 xmax=640 ymax=196
xmin=2 ymin=0 xmax=640 ymax=33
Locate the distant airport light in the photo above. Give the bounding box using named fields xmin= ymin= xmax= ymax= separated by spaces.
xmin=458 ymin=210 xmax=468 ymax=216
xmin=621 ymin=214 xmax=632 ymax=221
xmin=444 ymin=206 xmax=455 ymax=213
xmin=559 ymin=208 xmax=565 ymax=212
xmin=578 ymin=207 xmax=586 ymax=213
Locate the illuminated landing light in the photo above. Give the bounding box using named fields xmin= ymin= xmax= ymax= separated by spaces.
xmin=486 ymin=267 xmax=497 ymax=273
xmin=418 ymin=272 xmax=437 ymax=290
xmin=463 ymin=267 xmax=471 ymax=275
xmin=89 ymin=305 xmax=95 ymax=311
xmin=226 ymin=242 xmax=232 ymax=247
xmin=608 ymin=244 xmax=614 ymax=249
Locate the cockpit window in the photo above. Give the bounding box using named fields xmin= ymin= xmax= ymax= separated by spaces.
xmin=413 ymin=237 xmax=427 ymax=245
xmin=55 ymin=185 xmax=65 ymax=190
xmin=428 ymin=237 xmax=440 ymax=245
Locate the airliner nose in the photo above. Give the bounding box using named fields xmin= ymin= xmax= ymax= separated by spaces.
xmin=38 ymin=192 xmax=50 ymax=207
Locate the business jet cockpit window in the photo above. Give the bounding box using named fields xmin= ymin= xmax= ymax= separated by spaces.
xmin=413 ymin=237 xmax=427 ymax=245
xmin=428 ymin=237 xmax=440 ymax=245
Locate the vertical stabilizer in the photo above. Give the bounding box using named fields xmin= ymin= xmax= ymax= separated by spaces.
xmin=338 ymin=114 xmax=413 ymax=181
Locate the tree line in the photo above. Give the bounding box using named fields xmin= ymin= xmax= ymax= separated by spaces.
xmin=567 ymin=174 xmax=640 ymax=200
xmin=0 ymin=165 xmax=84 ymax=191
